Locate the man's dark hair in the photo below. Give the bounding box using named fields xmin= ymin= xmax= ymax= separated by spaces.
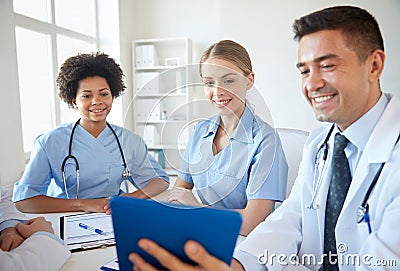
xmin=292 ymin=6 xmax=384 ymax=62
xmin=57 ymin=52 xmax=126 ymax=108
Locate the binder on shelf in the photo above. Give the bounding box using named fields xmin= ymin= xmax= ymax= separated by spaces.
xmin=141 ymin=45 xmax=148 ymax=66
xmin=145 ymin=45 xmax=158 ymax=67
xmin=135 ymin=72 xmax=159 ymax=94
xmin=135 ymin=46 xmax=142 ymax=67
xmin=139 ymin=125 xmax=160 ymax=147
xmin=149 ymin=102 xmax=161 ymax=121
xmin=175 ymin=71 xmax=184 ymax=94
xmin=135 ymin=45 xmax=158 ymax=67
xmin=135 ymin=99 xmax=161 ymax=122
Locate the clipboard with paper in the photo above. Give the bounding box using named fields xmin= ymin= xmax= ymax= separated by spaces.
xmin=60 ymin=213 xmax=115 ymax=252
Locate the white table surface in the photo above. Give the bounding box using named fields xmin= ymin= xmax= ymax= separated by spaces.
xmin=24 ymin=191 xmax=170 ymax=270
xmin=26 ymin=191 xmax=247 ymax=271
xmin=25 ymin=211 xmax=116 ymax=271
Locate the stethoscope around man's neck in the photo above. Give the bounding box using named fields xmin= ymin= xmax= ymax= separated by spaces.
xmin=61 ymin=119 xmax=131 ymax=199
xmin=307 ymin=123 xmax=400 ymax=234
xmin=306 ymin=124 xmax=335 ymax=210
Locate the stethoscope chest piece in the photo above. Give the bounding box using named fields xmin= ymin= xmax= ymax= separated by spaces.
xmin=306 ymin=203 xmax=320 ymax=209
xmin=357 ymin=203 xmax=372 ymax=234
xmin=357 ymin=204 xmax=368 ymax=223
xmin=123 ymin=168 xmax=131 ymax=180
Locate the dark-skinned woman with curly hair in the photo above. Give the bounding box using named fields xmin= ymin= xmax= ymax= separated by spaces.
xmin=13 ymin=52 xmax=169 ymax=213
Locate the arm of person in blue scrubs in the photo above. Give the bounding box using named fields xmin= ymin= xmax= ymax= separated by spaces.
xmin=168 ymin=178 xmax=274 ymax=236
xmin=123 ymin=177 xmax=169 ymax=199
xmin=102 ymin=178 xmax=169 ymax=215
xmin=167 ymin=178 xmax=201 ymax=206
xmin=14 ymin=195 xmax=110 ymax=213
xmin=234 ymin=199 xmax=274 ymax=236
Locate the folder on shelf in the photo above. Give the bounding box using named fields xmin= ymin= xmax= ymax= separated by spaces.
xmin=175 ymin=71 xmax=184 ymax=93
xmin=140 ymin=45 xmax=148 ymax=67
xmin=60 ymin=213 xmax=115 ymax=252
xmin=135 ymin=99 xmax=161 ymax=122
xmin=137 ymin=124 xmax=160 ymax=147
xmin=135 ymin=72 xmax=159 ymax=94
xmin=145 ymin=44 xmax=158 ymax=67
xmin=134 ymin=45 xmax=142 ymax=67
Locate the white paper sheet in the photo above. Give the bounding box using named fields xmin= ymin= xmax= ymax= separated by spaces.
xmin=61 ymin=213 xmax=115 ymax=251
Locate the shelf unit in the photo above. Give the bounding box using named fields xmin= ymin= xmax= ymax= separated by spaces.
xmin=132 ymin=37 xmax=193 ymax=175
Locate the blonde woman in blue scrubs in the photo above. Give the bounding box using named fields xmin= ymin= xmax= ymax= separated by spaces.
xmin=168 ymin=40 xmax=288 ymax=236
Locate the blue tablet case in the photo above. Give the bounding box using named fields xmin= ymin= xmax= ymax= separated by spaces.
xmin=110 ymin=196 xmax=242 ymax=270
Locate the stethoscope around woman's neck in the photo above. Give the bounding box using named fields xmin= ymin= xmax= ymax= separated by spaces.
xmin=307 ymin=124 xmax=400 ymax=234
xmin=61 ymin=119 xmax=131 ymax=199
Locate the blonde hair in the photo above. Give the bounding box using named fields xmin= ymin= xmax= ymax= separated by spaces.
xmin=199 ymin=40 xmax=252 ymax=77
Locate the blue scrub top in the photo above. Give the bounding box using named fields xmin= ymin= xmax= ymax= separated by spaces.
xmin=178 ymin=106 xmax=288 ymax=209
xmin=13 ymin=123 xmax=168 ymax=201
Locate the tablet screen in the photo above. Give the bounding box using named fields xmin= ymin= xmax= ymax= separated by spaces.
xmin=110 ymin=196 xmax=242 ymax=270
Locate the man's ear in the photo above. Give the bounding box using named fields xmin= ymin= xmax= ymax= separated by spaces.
xmin=368 ymin=49 xmax=385 ymax=83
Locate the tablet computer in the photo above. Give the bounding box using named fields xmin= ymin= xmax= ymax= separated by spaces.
xmin=110 ymin=196 xmax=242 ymax=270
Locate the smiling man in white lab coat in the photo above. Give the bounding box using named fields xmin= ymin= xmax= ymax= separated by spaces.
xmin=127 ymin=5 xmax=400 ymax=271
xmin=0 ymin=187 xmax=70 ymax=271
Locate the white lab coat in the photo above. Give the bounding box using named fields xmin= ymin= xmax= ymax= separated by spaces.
xmin=0 ymin=187 xmax=28 ymax=223
xmin=0 ymin=187 xmax=70 ymax=271
xmin=237 ymin=94 xmax=400 ymax=271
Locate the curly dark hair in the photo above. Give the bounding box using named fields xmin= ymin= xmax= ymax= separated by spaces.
xmin=57 ymin=52 xmax=126 ymax=108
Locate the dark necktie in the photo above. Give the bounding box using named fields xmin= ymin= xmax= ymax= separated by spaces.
xmin=321 ymin=133 xmax=351 ymax=271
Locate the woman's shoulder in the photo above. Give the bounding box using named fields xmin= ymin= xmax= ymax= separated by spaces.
xmin=240 ymin=106 xmax=273 ymax=134
xmin=251 ymin=114 xmax=275 ymax=138
xmin=37 ymin=123 xmax=75 ymax=142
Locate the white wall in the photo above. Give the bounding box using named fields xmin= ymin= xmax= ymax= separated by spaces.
xmin=129 ymin=0 xmax=400 ymax=131
xmin=119 ymin=0 xmax=136 ymax=132
xmin=0 ymin=0 xmax=25 ymax=188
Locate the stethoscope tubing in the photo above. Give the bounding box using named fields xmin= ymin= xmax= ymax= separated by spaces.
xmin=61 ymin=119 xmax=130 ymax=199
xmin=309 ymin=124 xmax=400 ymax=234
xmin=357 ymin=132 xmax=400 ymax=232
xmin=307 ymin=124 xmax=334 ymax=209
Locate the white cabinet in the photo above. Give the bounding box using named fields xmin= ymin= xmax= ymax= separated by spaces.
xmin=132 ymin=37 xmax=194 ymax=175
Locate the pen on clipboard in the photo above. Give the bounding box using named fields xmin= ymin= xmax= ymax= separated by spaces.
xmin=79 ymin=222 xmax=107 ymax=236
